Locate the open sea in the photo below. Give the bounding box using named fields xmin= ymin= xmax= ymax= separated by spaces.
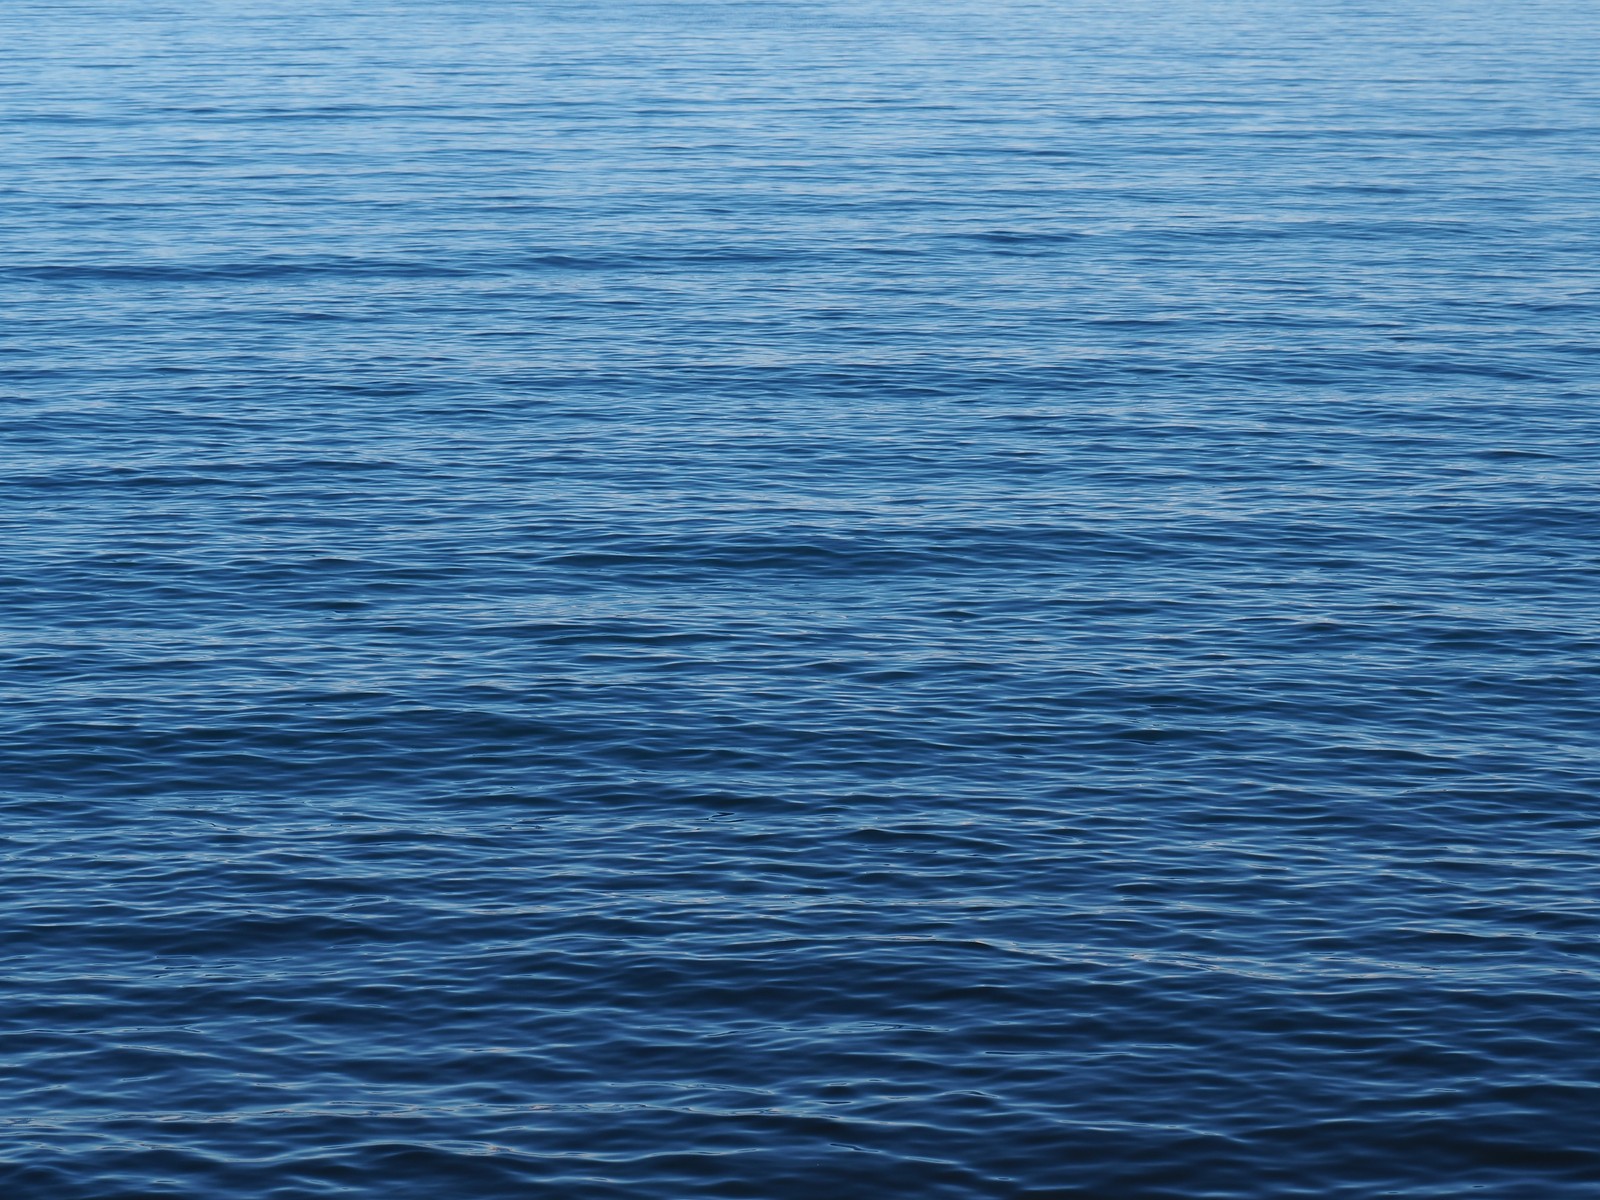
xmin=4 ymin=1 xmax=1599 ymax=1196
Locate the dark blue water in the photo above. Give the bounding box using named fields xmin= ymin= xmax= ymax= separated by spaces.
xmin=5 ymin=0 xmax=1600 ymax=1195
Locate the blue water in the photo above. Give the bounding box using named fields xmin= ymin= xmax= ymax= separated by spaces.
xmin=5 ymin=0 xmax=1600 ymax=1195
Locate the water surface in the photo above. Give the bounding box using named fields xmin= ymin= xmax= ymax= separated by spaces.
xmin=4 ymin=1 xmax=1600 ymax=1196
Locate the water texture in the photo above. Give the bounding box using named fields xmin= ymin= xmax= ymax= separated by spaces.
xmin=3 ymin=0 xmax=1599 ymax=1195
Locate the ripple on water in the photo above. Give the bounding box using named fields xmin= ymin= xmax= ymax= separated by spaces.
xmin=3 ymin=0 xmax=1600 ymax=1196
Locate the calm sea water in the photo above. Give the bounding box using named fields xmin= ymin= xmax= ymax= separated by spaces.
xmin=4 ymin=0 xmax=1599 ymax=1196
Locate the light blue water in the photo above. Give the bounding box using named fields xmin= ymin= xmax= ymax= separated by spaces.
xmin=4 ymin=1 xmax=1600 ymax=1196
